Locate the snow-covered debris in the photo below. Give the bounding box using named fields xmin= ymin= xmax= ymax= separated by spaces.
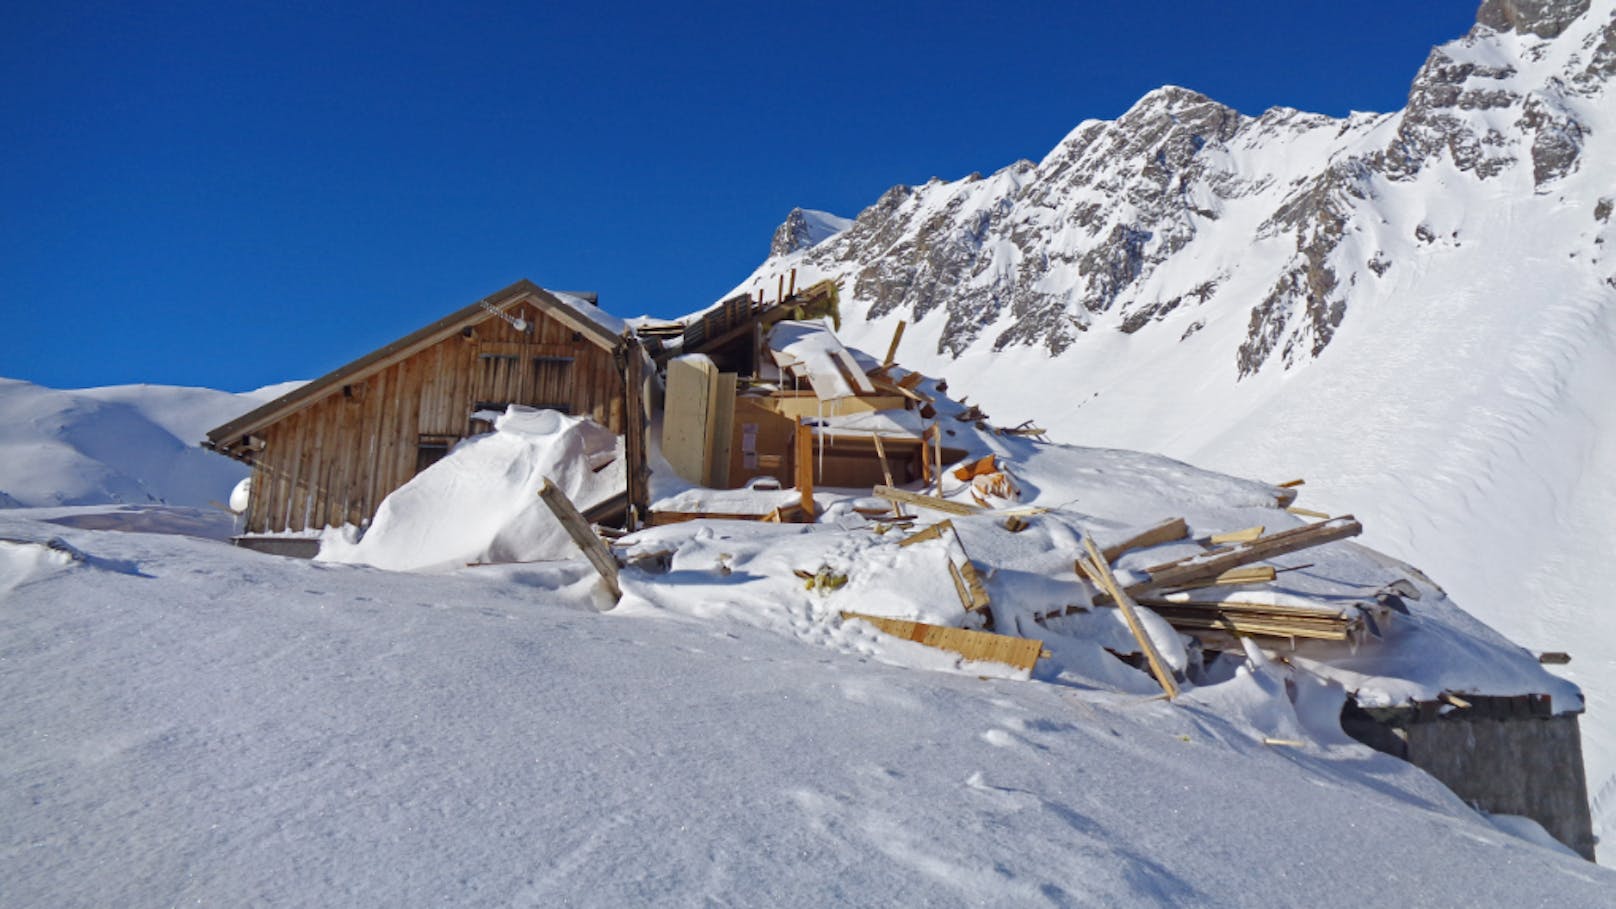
xmin=317 ymin=407 xmax=624 ymax=571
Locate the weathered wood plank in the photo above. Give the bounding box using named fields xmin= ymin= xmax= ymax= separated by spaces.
xmin=274 ymin=410 xmax=303 ymax=530
xmin=882 ymin=320 xmax=907 ymax=368
xmin=1133 ymin=517 xmax=1362 ymax=595
xmin=537 ymin=479 xmax=621 ymax=606
xmin=1080 ymin=536 xmax=1179 ymax=700
xmin=1100 ymin=517 xmax=1189 ymax=562
xmin=873 ymin=485 xmax=983 ymax=516
xmin=1207 ymin=525 xmax=1264 ymax=545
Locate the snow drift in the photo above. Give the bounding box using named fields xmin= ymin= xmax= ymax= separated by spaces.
xmin=317 ymin=407 xmax=624 ymax=572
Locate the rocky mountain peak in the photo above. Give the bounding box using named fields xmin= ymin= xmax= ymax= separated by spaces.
xmin=1478 ymin=0 xmax=1591 ymax=38
xmin=769 ymin=208 xmax=853 ymax=257
xmin=737 ymin=0 xmax=1615 ymax=381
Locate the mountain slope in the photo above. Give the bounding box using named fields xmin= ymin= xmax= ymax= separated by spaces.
xmin=731 ymin=0 xmax=1616 ymax=844
xmin=0 ymin=379 xmax=298 ymax=509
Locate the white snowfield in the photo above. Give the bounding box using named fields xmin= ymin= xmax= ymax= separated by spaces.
xmin=2 ymin=503 xmax=1611 ymax=906
xmin=3 ymin=374 xmax=1612 ymax=903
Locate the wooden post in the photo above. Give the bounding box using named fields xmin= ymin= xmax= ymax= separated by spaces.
xmin=621 ymin=340 xmax=650 ymax=531
xmin=788 ymin=267 xmax=797 ymax=297
xmin=777 ymin=274 xmax=785 ymax=305
xmin=537 ymin=479 xmax=621 ymax=607
xmin=882 ymin=320 xmax=907 ymax=368
xmin=1080 ymin=536 xmax=1179 ymax=700
xmin=795 ymin=417 xmax=815 ymax=521
xmin=933 ymin=423 xmax=944 ymax=497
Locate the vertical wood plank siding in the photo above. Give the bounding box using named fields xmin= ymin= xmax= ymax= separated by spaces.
xmin=246 ymin=306 xmax=626 ymax=533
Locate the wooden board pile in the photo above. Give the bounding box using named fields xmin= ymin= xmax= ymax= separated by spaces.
xmin=1062 ymin=513 xmax=1393 ymax=650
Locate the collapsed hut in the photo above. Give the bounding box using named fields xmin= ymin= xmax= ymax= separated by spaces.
xmin=205 ymin=280 xmax=651 ymax=548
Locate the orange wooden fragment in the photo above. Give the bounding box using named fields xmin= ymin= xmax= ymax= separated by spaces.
xmin=841 ymin=612 xmax=1042 ymax=673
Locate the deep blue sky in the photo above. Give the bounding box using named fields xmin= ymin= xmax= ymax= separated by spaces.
xmin=3 ymin=1 xmax=1480 ymax=391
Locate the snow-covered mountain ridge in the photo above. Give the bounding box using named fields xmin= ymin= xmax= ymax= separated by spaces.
xmin=0 ymin=379 xmax=299 ymax=509
xmin=734 ymin=0 xmax=1616 ymax=848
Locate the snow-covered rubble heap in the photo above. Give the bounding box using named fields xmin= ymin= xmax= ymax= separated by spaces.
xmin=324 ymin=366 xmax=1578 ymax=722
xmin=611 ymin=436 xmax=1580 ymax=715
xmin=317 ymin=407 xmax=624 ymax=572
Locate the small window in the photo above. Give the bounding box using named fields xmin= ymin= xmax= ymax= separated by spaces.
xmin=416 ymin=433 xmax=459 ymax=474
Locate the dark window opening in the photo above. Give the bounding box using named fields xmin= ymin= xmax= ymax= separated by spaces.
xmin=416 ymin=433 xmax=460 ymax=474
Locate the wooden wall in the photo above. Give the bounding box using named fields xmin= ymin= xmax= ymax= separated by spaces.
xmin=244 ymin=304 xmax=625 ymax=533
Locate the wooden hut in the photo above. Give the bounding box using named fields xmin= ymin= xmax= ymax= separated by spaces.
xmin=206 ymin=280 xmax=649 ymax=541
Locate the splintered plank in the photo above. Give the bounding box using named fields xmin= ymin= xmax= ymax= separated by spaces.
xmin=1158 ymin=565 xmax=1277 ymax=592
xmin=1080 ymin=535 xmax=1179 ymax=700
xmin=538 ymin=479 xmax=621 ymax=606
xmin=1100 ymin=517 xmax=1189 ymax=562
xmin=882 ymin=320 xmax=907 ymax=368
xmin=841 ymin=612 xmax=1042 ymax=673
xmin=1207 ymin=525 xmax=1264 ymax=545
xmin=1130 ymin=517 xmax=1362 ymax=596
xmin=873 ymin=485 xmax=984 ymax=516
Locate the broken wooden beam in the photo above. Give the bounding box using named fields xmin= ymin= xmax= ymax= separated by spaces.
xmin=841 ymin=612 xmax=1042 ymax=673
xmin=537 ymin=479 xmax=621 ymax=606
xmin=882 ymin=320 xmax=907 ymax=368
xmin=1079 ymin=536 xmax=1179 ymax=700
xmin=1206 ymin=525 xmax=1263 ymax=546
xmin=1128 ymin=517 xmax=1362 ymax=597
xmin=1156 ymin=565 xmax=1278 ymax=592
xmin=1100 ymin=517 xmax=1189 ymax=562
xmin=873 ymin=485 xmax=984 ymax=516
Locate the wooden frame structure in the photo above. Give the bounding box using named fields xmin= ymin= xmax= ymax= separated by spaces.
xmin=206 ymin=280 xmax=651 ymax=536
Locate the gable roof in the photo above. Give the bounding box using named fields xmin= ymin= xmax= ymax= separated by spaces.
xmin=206 ymin=280 xmax=625 ymax=448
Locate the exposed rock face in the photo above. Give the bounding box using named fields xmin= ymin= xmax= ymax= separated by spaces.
xmin=738 ymin=1 xmax=1612 ymax=379
xmin=769 ymin=208 xmax=853 ymax=257
xmin=1478 ymin=0 xmax=1591 ymax=38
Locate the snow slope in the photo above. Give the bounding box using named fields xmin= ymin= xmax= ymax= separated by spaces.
xmin=3 ymin=509 xmax=1612 ymax=906
xmin=0 ymin=378 xmax=299 ymax=509
xmin=731 ymin=0 xmax=1616 ymax=846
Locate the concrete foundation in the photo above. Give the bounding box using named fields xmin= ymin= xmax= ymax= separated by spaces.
xmin=233 ymin=536 xmax=321 ymax=559
xmin=1342 ymin=695 xmax=1596 ymax=861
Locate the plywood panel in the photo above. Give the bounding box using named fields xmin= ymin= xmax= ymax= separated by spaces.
xmin=662 ymin=356 xmax=718 ymax=484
